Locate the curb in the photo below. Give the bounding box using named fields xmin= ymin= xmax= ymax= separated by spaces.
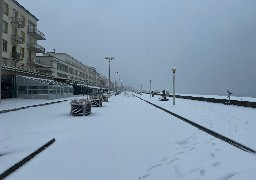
xmin=0 ymin=100 xmax=68 ymax=114
xmin=0 ymin=138 xmax=55 ymax=179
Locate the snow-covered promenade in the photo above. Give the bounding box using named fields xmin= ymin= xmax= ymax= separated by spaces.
xmin=1 ymin=92 xmax=256 ymax=180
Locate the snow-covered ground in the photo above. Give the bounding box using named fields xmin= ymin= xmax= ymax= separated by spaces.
xmin=1 ymin=92 xmax=256 ymax=180
xmin=141 ymin=93 xmax=256 ymax=149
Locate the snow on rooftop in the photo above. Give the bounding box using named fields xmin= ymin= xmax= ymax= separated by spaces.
xmin=18 ymin=76 xmax=72 ymax=87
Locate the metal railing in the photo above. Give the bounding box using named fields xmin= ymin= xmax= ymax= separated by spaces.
xmin=11 ymin=35 xmax=23 ymax=44
xmin=27 ymin=43 xmax=45 ymax=53
xmin=28 ymin=27 xmax=46 ymax=40
xmin=11 ymin=17 xmax=25 ymax=28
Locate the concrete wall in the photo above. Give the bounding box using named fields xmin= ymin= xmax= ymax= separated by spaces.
xmin=167 ymin=94 xmax=256 ymax=109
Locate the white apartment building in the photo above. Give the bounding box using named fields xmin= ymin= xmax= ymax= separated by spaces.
xmin=1 ymin=0 xmax=112 ymax=98
xmin=2 ymin=0 xmax=45 ymax=69
xmin=35 ymin=52 xmax=108 ymax=88
xmin=1 ymin=0 xmax=46 ymax=98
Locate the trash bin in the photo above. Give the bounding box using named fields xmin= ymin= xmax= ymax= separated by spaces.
xmin=70 ymin=99 xmax=92 ymax=116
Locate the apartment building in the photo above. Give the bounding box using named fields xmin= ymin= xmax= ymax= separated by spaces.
xmin=1 ymin=0 xmax=46 ymax=98
xmin=1 ymin=0 xmax=112 ymax=98
xmin=35 ymin=52 xmax=109 ymax=89
xmin=2 ymin=0 xmax=45 ymax=68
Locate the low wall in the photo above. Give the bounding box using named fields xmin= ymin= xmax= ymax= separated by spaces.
xmin=173 ymin=95 xmax=256 ymax=108
xmin=153 ymin=93 xmax=256 ymax=108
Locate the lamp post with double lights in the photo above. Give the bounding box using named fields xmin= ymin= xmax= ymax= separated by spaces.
xmin=172 ymin=67 xmax=176 ymax=105
xmin=105 ymin=56 xmax=114 ymax=98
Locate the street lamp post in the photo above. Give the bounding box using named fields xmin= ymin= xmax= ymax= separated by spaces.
xmin=150 ymin=80 xmax=152 ymax=98
xmin=172 ymin=67 xmax=176 ymax=105
xmin=105 ymin=56 xmax=114 ymax=98
xmin=115 ymin=71 xmax=118 ymax=95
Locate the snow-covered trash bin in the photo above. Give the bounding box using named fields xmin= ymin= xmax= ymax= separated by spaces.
xmin=102 ymin=93 xmax=108 ymax=102
xmin=90 ymin=95 xmax=103 ymax=107
xmin=70 ymin=99 xmax=92 ymax=116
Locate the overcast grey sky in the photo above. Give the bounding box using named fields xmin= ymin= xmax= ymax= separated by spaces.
xmin=17 ymin=0 xmax=256 ymax=97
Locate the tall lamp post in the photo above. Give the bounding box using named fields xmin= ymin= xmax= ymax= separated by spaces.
xmin=172 ymin=67 xmax=176 ymax=105
xmin=105 ymin=56 xmax=114 ymax=98
xmin=150 ymin=80 xmax=152 ymax=98
xmin=115 ymin=71 xmax=118 ymax=95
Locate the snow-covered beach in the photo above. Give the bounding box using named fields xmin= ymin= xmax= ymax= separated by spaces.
xmin=1 ymin=92 xmax=256 ymax=180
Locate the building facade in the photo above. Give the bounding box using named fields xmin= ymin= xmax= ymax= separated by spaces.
xmin=35 ymin=52 xmax=110 ymax=89
xmin=2 ymin=0 xmax=45 ymax=69
xmin=1 ymin=0 xmax=114 ymax=99
xmin=1 ymin=0 xmax=46 ymax=98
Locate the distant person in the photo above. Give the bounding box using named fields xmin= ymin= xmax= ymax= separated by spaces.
xmin=151 ymin=91 xmax=154 ymax=97
xmin=161 ymin=90 xmax=168 ymax=100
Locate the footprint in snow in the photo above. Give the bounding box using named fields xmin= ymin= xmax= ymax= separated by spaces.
xmin=212 ymin=162 xmax=220 ymax=167
xmin=139 ymin=173 xmax=150 ymax=179
xmin=167 ymin=158 xmax=179 ymax=165
xmin=189 ymin=147 xmax=196 ymax=151
xmin=177 ymin=151 xmax=185 ymax=155
xmin=161 ymin=157 xmax=169 ymax=162
xmin=147 ymin=164 xmax=162 ymax=171
xmin=200 ymin=169 xmax=206 ymax=176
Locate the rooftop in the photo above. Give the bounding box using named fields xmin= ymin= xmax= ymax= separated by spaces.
xmin=11 ymin=0 xmax=39 ymax=21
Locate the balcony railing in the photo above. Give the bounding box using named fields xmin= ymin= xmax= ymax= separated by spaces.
xmin=34 ymin=58 xmax=53 ymax=67
xmin=27 ymin=43 xmax=45 ymax=53
xmin=28 ymin=27 xmax=46 ymax=40
xmin=12 ymin=52 xmax=23 ymax=61
xmin=11 ymin=17 xmax=25 ymax=28
xmin=11 ymin=35 xmax=23 ymax=44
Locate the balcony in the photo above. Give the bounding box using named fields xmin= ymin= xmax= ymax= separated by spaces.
xmin=11 ymin=17 xmax=25 ymax=28
xmin=11 ymin=35 xmax=23 ymax=44
xmin=12 ymin=52 xmax=23 ymax=61
xmin=28 ymin=27 xmax=46 ymax=40
xmin=28 ymin=43 xmax=45 ymax=53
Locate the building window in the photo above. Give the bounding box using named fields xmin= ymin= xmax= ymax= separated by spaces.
xmin=21 ymin=15 xmax=25 ymax=26
xmin=20 ymin=47 xmax=25 ymax=58
xmin=13 ymin=9 xmax=18 ymax=18
xmin=28 ymin=20 xmax=35 ymax=31
xmin=3 ymin=3 xmax=9 ymax=15
xmin=3 ymin=40 xmax=8 ymax=52
xmin=18 ymin=86 xmax=27 ymax=94
xmin=3 ymin=21 xmax=8 ymax=34
xmin=21 ymin=31 xmax=25 ymax=42
xmin=12 ymin=27 xmax=17 ymax=35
